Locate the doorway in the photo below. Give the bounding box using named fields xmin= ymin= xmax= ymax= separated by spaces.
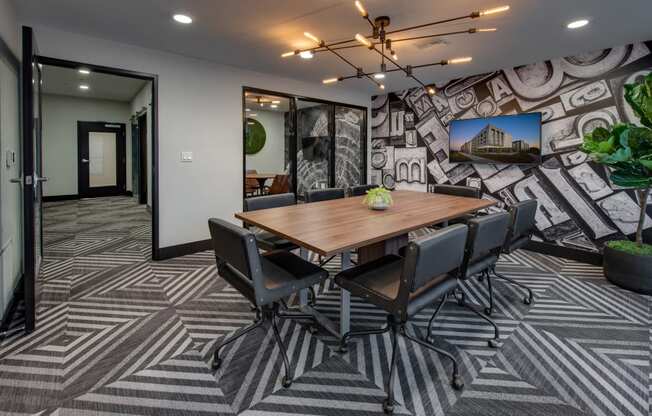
xmin=137 ymin=113 xmax=148 ymax=205
xmin=77 ymin=121 xmax=126 ymax=198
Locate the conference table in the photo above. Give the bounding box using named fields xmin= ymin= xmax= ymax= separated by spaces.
xmin=235 ymin=190 xmax=495 ymax=338
xmin=246 ymin=173 xmax=278 ymax=190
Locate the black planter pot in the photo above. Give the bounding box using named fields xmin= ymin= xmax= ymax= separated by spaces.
xmin=603 ymin=245 xmax=652 ymax=295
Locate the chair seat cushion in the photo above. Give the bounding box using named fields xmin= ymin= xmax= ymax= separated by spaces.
xmin=260 ymin=250 xmax=327 ymax=301
xmin=256 ymin=231 xmax=298 ymax=251
xmin=407 ymin=274 xmax=458 ymax=317
xmin=334 ymin=255 xmax=403 ymax=308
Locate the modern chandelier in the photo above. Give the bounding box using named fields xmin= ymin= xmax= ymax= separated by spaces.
xmin=282 ymin=1 xmax=509 ymax=95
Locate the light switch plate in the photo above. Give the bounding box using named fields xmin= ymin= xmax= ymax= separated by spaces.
xmin=180 ymin=151 xmax=193 ymax=162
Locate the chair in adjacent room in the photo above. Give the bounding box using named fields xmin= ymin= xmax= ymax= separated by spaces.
xmin=245 ymin=169 xmax=261 ymax=196
xmin=266 ymin=174 xmax=290 ymax=195
xmin=426 ymin=212 xmax=511 ymax=349
xmin=335 ymin=224 xmax=469 ymax=414
xmin=348 ymin=184 xmax=378 ymax=197
xmin=208 ymin=218 xmax=328 ymax=387
xmin=480 ymin=200 xmax=537 ymax=314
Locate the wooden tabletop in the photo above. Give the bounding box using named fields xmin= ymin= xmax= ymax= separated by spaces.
xmin=246 ymin=173 xmax=279 ymax=179
xmin=236 ymin=190 xmax=496 ymax=256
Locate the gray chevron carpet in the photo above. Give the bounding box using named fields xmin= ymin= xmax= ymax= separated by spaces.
xmin=0 ymin=196 xmax=649 ymax=416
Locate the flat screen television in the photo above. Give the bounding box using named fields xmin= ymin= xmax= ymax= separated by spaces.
xmin=448 ymin=113 xmax=542 ymax=164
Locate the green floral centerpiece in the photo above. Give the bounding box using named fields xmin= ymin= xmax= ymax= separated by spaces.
xmin=363 ymin=186 xmax=393 ymax=210
xmin=581 ymin=72 xmax=652 ymax=294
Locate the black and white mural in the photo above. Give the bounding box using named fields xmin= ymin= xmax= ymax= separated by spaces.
xmin=371 ymin=41 xmax=652 ymax=253
xmin=296 ymin=105 xmax=365 ymax=195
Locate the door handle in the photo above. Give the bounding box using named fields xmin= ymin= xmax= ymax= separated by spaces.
xmin=36 ymin=176 xmax=49 ymax=183
xmin=81 ymin=158 xmax=89 ymax=163
xmin=10 ymin=177 xmax=22 ymax=185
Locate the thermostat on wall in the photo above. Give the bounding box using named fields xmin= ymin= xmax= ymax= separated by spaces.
xmin=180 ymin=151 xmax=193 ymax=162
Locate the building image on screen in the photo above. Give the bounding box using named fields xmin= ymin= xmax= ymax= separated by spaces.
xmin=449 ymin=113 xmax=542 ymax=164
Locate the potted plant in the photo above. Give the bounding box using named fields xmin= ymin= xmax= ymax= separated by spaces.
xmin=581 ymin=72 xmax=652 ymax=295
xmin=363 ymin=186 xmax=393 ymax=210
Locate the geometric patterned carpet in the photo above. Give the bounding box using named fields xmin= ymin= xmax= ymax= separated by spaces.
xmin=0 ymin=196 xmax=649 ymax=416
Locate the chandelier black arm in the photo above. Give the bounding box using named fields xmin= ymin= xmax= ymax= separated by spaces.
xmin=338 ymin=60 xmax=448 ymax=80
xmin=369 ymin=45 xmax=428 ymax=89
xmin=320 ymin=42 xmax=382 ymax=88
xmin=385 ymin=13 xmax=479 ymax=35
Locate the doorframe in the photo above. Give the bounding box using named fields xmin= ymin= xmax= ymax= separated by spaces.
xmin=77 ymin=121 xmax=127 ymax=198
xmin=137 ymin=113 xmax=148 ymax=206
xmin=35 ymin=56 xmax=162 ymax=260
xmin=241 ymin=86 xmax=368 ymax=202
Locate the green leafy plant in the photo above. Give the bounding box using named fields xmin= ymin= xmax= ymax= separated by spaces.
xmin=363 ymin=186 xmax=393 ymax=208
xmin=581 ymin=73 xmax=652 ymax=248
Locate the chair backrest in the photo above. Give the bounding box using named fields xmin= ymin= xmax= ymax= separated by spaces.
xmin=461 ymin=212 xmax=511 ymax=277
xmin=433 ymin=184 xmax=481 ymax=199
xmin=208 ymin=218 xmax=263 ymax=304
xmin=245 ymin=169 xmax=260 ymax=189
xmin=244 ymin=192 xmax=295 ymax=212
xmin=305 ymin=187 xmax=345 ymax=203
xmin=268 ymin=174 xmax=290 ymax=195
xmin=402 ymin=224 xmax=468 ymax=292
xmin=348 ymin=184 xmax=379 ymax=197
xmin=504 ymin=200 xmax=537 ymax=252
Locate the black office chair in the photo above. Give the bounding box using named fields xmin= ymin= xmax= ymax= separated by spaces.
xmin=335 ymin=225 xmax=469 ymax=414
xmin=304 ymin=187 xmax=346 ymax=267
xmin=432 ymin=184 xmax=482 ymax=227
xmin=480 ymin=200 xmax=537 ymax=314
xmin=243 ymin=193 xmax=298 ymax=252
xmin=208 ymin=218 xmax=328 ymax=387
xmin=348 ymin=184 xmax=379 ymax=197
xmin=304 ymin=187 xmax=346 ymax=203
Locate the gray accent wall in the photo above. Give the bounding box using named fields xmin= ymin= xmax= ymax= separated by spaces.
xmin=370 ymin=41 xmax=652 ymax=254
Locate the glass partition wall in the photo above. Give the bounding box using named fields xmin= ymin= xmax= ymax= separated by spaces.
xmin=243 ymin=87 xmax=367 ymax=202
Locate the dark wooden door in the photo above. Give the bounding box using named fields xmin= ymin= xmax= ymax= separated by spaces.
xmin=137 ymin=114 xmax=147 ymax=205
xmin=77 ymin=121 xmax=126 ymax=198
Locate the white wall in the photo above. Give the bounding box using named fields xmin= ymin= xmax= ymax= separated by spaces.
xmin=41 ymin=94 xmax=132 ymax=196
xmin=26 ymin=25 xmax=371 ymax=249
xmin=0 ymin=0 xmax=19 ymax=57
xmin=130 ymin=83 xmax=152 ymax=206
xmin=0 ymin=16 xmax=20 ymax=316
xmin=245 ymin=110 xmax=286 ymax=174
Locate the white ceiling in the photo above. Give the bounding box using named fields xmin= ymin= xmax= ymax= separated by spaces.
xmin=17 ymin=0 xmax=652 ymax=95
xmin=41 ymin=64 xmax=148 ymax=102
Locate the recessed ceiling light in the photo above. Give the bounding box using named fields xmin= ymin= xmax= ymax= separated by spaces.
xmin=299 ymin=51 xmax=314 ymax=59
xmin=79 ymin=84 xmax=90 ymax=90
xmin=271 ymin=104 xmax=278 ymax=109
xmin=374 ymin=73 xmax=386 ymax=79
xmin=567 ymin=19 xmax=589 ymax=29
xmin=78 ymin=68 xmax=91 ymax=75
xmin=271 ymin=100 xmax=281 ymax=104
xmin=245 ymin=108 xmax=251 ymax=112
xmin=249 ymin=113 xmax=258 ymax=117
xmin=173 ymin=14 xmax=193 ymax=24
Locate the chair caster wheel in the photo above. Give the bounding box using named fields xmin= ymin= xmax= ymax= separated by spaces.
xmin=484 ymin=307 xmax=493 ymax=316
xmin=307 ymin=325 xmax=318 ymax=335
xmin=382 ymin=399 xmax=394 ymax=414
xmin=452 ymin=374 xmax=464 ymax=390
xmin=425 ymin=335 xmax=434 ymax=345
xmin=282 ymin=375 xmax=293 ymax=388
xmin=212 ymin=358 xmax=222 ymax=370
xmin=524 ymin=296 xmax=532 ymax=305
xmin=488 ymin=339 xmax=500 ymax=348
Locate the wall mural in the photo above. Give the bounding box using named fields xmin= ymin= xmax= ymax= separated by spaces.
xmin=296 ymin=105 xmax=364 ymax=195
xmin=370 ymin=41 xmax=652 ymax=253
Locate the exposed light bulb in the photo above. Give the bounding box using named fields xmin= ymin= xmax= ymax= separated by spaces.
xmin=304 ymin=32 xmax=321 ymax=44
xmin=299 ymin=50 xmax=314 ymax=59
xmin=78 ymin=68 xmax=91 ymax=74
xmin=322 ymin=78 xmax=339 ymax=84
xmin=477 ymin=28 xmax=497 ymax=32
xmin=391 ymin=52 xmax=398 ymax=60
xmin=480 ymin=5 xmax=510 ymax=16
xmin=379 ymin=84 xmax=385 ymax=90
xmin=374 ymin=73 xmax=386 ymax=79
xmin=173 ymin=14 xmax=193 ymax=24
xmin=354 ymin=1 xmax=368 ymax=17
xmin=355 ymin=33 xmax=372 ymax=47
xmin=79 ymin=84 xmax=90 ymax=90
xmin=448 ymin=57 xmax=473 ymax=64
xmin=427 ymin=87 xmax=436 ymax=95
xmin=272 ymin=100 xmax=281 ymax=104
xmin=281 ymin=51 xmax=296 ymax=58
xmin=567 ymin=19 xmax=589 ymax=29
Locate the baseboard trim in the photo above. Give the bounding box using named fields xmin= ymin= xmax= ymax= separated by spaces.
xmin=43 ymin=194 xmax=80 ymax=202
xmin=525 ymin=241 xmax=603 ymax=266
xmin=156 ymin=239 xmax=212 ymax=261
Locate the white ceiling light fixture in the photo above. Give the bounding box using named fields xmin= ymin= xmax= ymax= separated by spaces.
xmin=173 ymin=14 xmax=193 ymax=24
xmin=299 ymin=50 xmax=314 ymax=59
xmin=373 ymin=72 xmax=385 ymax=79
xmin=78 ymin=68 xmax=91 ymax=75
xmin=271 ymin=104 xmax=278 ymax=109
xmin=567 ymin=18 xmax=589 ymax=29
xmin=79 ymin=84 xmax=90 ymax=90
